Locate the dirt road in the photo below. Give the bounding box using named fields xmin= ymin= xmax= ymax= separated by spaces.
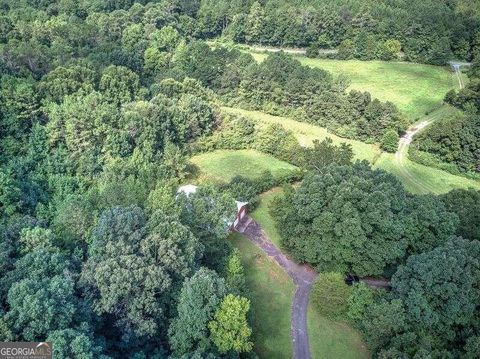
xmin=238 ymin=217 xmax=318 ymax=359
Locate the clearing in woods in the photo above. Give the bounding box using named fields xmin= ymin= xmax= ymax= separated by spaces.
xmin=248 ymin=51 xmax=463 ymax=121
xmin=223 ymin=107 xmax=480 ymax=194
xmin=189 ymin=149 xmax=298 ymax=183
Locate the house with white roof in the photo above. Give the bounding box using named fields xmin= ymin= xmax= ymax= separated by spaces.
xmin=177 ymin=184 xmax=248 ymax=232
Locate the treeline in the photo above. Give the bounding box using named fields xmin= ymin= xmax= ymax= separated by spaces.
xmin=2 ymin=0 xmax=479 ymax=78
xmin=270 ymin=142 xmax=480 ymax=357
xmin=411 ymin=61 xmax=480 ymax=175
xmin=181 ymin=45 xmax=408 ymax=144
xmin=194 ymin=0 xmax=480 ymax=65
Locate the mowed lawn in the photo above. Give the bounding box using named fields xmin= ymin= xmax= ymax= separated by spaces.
xmin=375 ymin=153 xmax=480 ymax=194
xmin=223 ymin=107 xmax=480 ymax=194
xmin=248 ymin=190 xmax=370 ymax=358
xmin=230 ymin=233 xmax=294 ymax=358
xmin=250 ymin=52 xmax=460 ymax=121
xmin=223 ymin=107 xmax=381 ymax=163
xmin=190 ymin=149 xmax=298 ymax=183
xmin=308 ymin=304 xmax=370 ymax=359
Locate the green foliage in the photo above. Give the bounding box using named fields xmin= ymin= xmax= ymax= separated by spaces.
xmin=311 ymin=273 xmax=352 ymax=319
xmin=18 ymin=227 xmax=55 ymax=254
xmin=337 ymin=39 xmax=356 ymax=60
xmin=359 ymin=299 xmax=407 ymax=350
xmin=0 ymin=0 xmax=478 ymax=356
xmin=381 ymin=40 xmax=401 ymax=60
xmin=46 ymin=328 xmax=108 ymax=359
xmin=81 ymin=207 xmax=202 ymax=339
xmin=208 ymin=294 xmax=253 ymax=354
xmin=411 ymin=111 xmax=480 ymax=174
xmin=346 ymin=283 xmax=375 ymax=322
xmin=5 ymin=249 xmax=78 ymax=341
xmin=179 ymin=186 xmax=236 ymax=269
xmin=271 ymin=163 xmax=407 ymax=275
xmin=300 ymin=138 xmax=353 ymax=172
xmin=380 ymin=130 xmax=399 ymax=153
xmin=357 ymin=238 xmax=480 ymax=357
xmin=225 ymin=248 xmax=246 ymax=294
xmin=441 ymin=189 xmax=480 ymax=240
xmin=392 ymin=238 xmax=480 ymax=339
xmin=168 ymin=268 xmax=226 ymax=357
xmin=271 ymin=162 xmax=458 ymax=276
xmin=99 ymin=65 xmax=140 ymax=106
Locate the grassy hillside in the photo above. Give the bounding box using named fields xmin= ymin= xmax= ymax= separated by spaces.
xmin=225 ymin=107 xmax=480 ymax=194
xmin=190 ymin=149 xmax=298 ymax=183
xmin=374 ymin=153 xmax=480 ymax=194
xmin=249 ymin=52 xmax=460 ymax=121
xmin=223 ymin=107 xmax=381 ymax=163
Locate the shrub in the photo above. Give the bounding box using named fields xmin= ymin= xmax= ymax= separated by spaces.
xmin=381 ymin=130 xmax=400 ymax=153
xmin=378 ymin=39 xmax=401 ymax=61
xmin=311 ymin=272 xmax=352 ymax=319
xmin=306 ymin=43 xmax=319 ymax=58
xmin=337 ymin=39 xmax=356 ymax=60
xmin=347 ymin=282 xmax=375 ymax=322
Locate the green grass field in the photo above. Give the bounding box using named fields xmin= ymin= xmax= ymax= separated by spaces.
xmin=230 ymin=232 xmax=294 ymax=358
xmin=247 ymin=190 xmax=369 ymax=358
xmin=249 ymin=52 xmax=461 ymax=121
xmin=250 ymin=187 xmax=284 ymax=248
xmin=223 ymin=107 xmax=480 ymax=194
xmin=374 ymin=153 xmax=480 ymax=194
xmin=308 ymin=304 xmax=370 ymax=359
xmin=190 ymin=149 xmax=298 ymax=183
xmin=223 ymin=107 xmax=380 ymax=163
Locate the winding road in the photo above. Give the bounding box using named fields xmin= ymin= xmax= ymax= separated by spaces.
xmin=394 ymin=62 xmax=467 ymax=192
xmin=237 ymin=217 xmax=318 ymax=359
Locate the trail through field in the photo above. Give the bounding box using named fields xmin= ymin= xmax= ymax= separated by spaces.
xmin=394 ymin=61 xmax=467 ymax=193
xmin=237 ymin=217 xmax=318 ymax=359
xmin=395 ymin=107 xmax=454 ymax=193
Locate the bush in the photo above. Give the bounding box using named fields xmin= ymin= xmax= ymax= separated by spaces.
xmin=378 ymin=39 xmax=401 ymax=61
xmin=311 ymin=272 xmax=352 ymax=319
xmin=347 ymin=282 xmax=375 ymax=322
xmin=381 ymin=130 xmax=400 ymax=153
xmin=222 ymin=170 xmax=303 ymax=210
xmin=337 ymin=39 xmax=356 ymax=60
xmin=306 ymin=43 xmax=319 ymax=58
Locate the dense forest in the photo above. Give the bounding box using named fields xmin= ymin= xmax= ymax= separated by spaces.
xmin=194 ymin=0 xmax=480 ymax=64
xmin=271 ymin=154 xmax=480 ymax=358
xmin=1 ymin=0 xmax=480 ymax=358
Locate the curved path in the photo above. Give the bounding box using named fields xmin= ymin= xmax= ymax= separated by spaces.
xmin=237 ymin=217 xmax=318 ymax=359
xmin=394 ymin=63 xmax=466 ymax=192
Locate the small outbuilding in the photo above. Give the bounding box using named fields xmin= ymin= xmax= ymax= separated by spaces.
xmin=177 ymin=184 xmax=248 ymax=232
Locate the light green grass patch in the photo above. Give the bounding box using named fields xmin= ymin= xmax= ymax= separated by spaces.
xmin=230 ymin=233 xmax=294 ymax=358
xmin=222 ymin=107 xmax=380 ymax=163
xmin=190 ymin=149 xmax=298 ymax=183
xmin=250 ymin=187 xmax=284 ymax=248
xmin=374 ymin=153 xmax=480 ymax=194
xmin=308 ymin=303 xmax=370 ymax=359
xmin=249 ymin=52 xmax=459 ymax=121
xmin=223 ymin=107 xmax=480 ymax=194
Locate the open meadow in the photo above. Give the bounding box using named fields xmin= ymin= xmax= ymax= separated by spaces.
xmin=249 ymin=52 xmax=461 ymax=121
xmin=223 ymin=107 xmax=480 ymax=194
xmin=189 ymin=149 xmax=298 ymax=183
